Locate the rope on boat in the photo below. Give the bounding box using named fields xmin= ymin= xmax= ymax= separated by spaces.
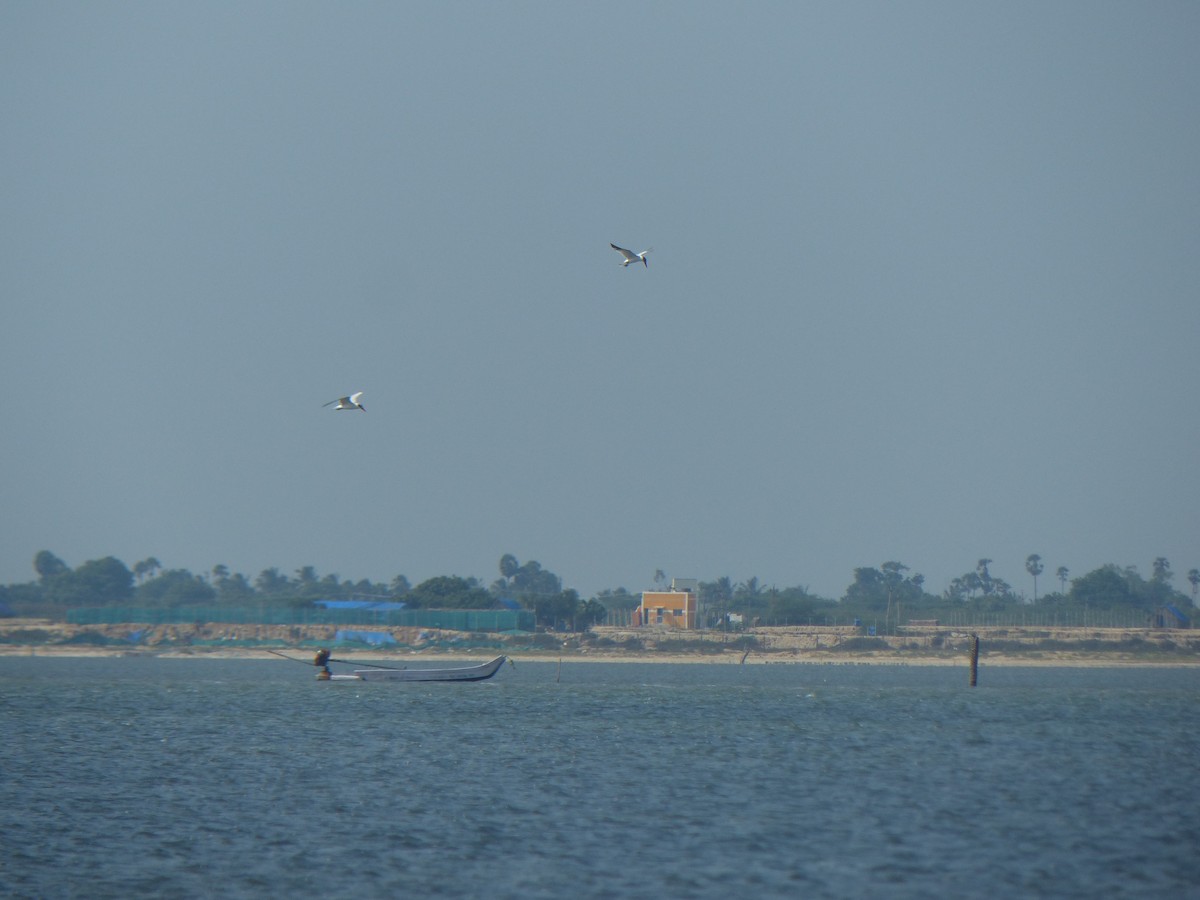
xmin=265 ymin=649 xmax=310 ymax=665
xmin=327 ymin=657 xmax=404 ymax=670
xmin=264 ymin=648 xmax=404 ymax=670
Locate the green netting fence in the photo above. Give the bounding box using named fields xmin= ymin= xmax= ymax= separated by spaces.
xmin=66 ymin=606 xmax=535 ymax=632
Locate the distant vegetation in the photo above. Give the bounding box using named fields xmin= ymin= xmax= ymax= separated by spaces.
xmin=1 ymin=549 xmax=1196 ymax=632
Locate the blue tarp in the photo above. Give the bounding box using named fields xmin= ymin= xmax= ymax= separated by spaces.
xmin=496 ymin=597 xmax=521 ymax=610
xmin=316 ymin=600 xmax=407 ymax=611
xmin=1162 ymin=605 xmax=1191 ymax=628
xmin=335 ymin=629 xmax=397 ymax=645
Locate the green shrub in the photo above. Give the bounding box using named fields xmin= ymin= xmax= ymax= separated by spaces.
xmin=56 ymin=631 xmax=118 ymax=646
xmin=0 ymin=629 xmax=53 ymax=644
xmin=827 ymin=637 xmax=889 ymax=652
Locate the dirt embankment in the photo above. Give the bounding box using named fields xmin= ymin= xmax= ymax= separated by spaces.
xmin=0 ymin=619 xmax=433 ymax=649
xmin=1 ymin=619 xmax=1198 ymax=664
xmin=597 ymin=623 xmax=1200 ymax=653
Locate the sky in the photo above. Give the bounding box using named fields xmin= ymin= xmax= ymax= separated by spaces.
xmin=3 ymin=2 xmax=1198 ymax=602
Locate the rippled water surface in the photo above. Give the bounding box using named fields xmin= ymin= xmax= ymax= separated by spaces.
xmin=3 ymin=657 xmax=1198 ymax=898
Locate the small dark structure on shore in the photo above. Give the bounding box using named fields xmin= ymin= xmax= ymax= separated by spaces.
xmin=1152 ymin=605 xmax=1191 ymax=629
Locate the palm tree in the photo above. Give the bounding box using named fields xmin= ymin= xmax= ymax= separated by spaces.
xmin=1187 ymin=569 xmax=1199 ymax=604
xmin=133 ymin=557 xmax=161 ymax=584
xmin=1025 ymin=554 xmax=1044 ymax=603
xmin=976 ymin=559 xmax=993 ymax=595
xmin=218 ymin=572 xmax=253 ymax=601
xmin=1152 ymin=557 xmax=1172 ymax=583
xmin=735 ymin=576 xmax=763 ymax=610
xmin=1057 ymin=566 xmax=1069 ymax=594
xmin=702 ymin=577 xmax=734 ymax=628
xmin=711 ymin=576 xmax=733 ymax=605
xmin=255 ymin=567 xmax=289 ymax=596
xmin=945 ymin=577 xmax=968 ymax=602
xmin=499 ymin=554 xmax=519 ymax=581
xmin=881 ymin=561 xmax=908 ymax=627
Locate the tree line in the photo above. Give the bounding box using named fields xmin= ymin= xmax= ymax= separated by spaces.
xmin=0 ymin=550 xmax=605 ymax=630
xmin=1 ymin=549 xmax=1196 ymax=630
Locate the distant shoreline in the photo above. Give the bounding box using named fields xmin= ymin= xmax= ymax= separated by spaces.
xmin=2 ymin=645 xmax=1198 ymax=668
xmin=2 ymin=618 xmax=1197 ymax=668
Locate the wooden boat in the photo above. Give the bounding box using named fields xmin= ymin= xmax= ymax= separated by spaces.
xmin=323 ymin=655 xmax=508 ymax=683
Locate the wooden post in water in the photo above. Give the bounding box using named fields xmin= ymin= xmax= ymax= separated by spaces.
xmin=968 ymin=634 xmax=980 ymax=686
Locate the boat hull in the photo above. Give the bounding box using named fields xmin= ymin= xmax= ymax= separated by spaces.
xmin=325 ymin=655 xmax=507 ymax=683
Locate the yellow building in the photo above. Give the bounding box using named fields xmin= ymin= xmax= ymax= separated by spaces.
xmin=638 ymin=583 xmax=697 ymax=630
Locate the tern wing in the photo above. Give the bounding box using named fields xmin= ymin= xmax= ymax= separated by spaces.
xmin=610 ymin=243 xmax=637 ymax=262
xmin=349 ymin=392 xmax=364 ymax=405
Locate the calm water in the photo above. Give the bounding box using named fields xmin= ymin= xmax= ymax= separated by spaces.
xmin=2 ymin=657 xmax=1198 ymax=899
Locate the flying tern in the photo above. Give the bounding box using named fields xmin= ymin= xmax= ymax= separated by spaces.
xmin=611 ymin=243 xmax=652 ymax=267
xmin=323 ymin=391 xmax=366 ymax=411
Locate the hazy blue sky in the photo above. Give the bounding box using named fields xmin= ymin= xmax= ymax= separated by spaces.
xmin=3 ymin=2 xmax=1198 ymax=601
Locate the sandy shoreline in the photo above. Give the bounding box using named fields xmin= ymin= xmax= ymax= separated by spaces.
xmin=2 ymin=645 xmax=1197 ymax=668
xmin=3 ymin=618 xmax=1198 ymax=668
